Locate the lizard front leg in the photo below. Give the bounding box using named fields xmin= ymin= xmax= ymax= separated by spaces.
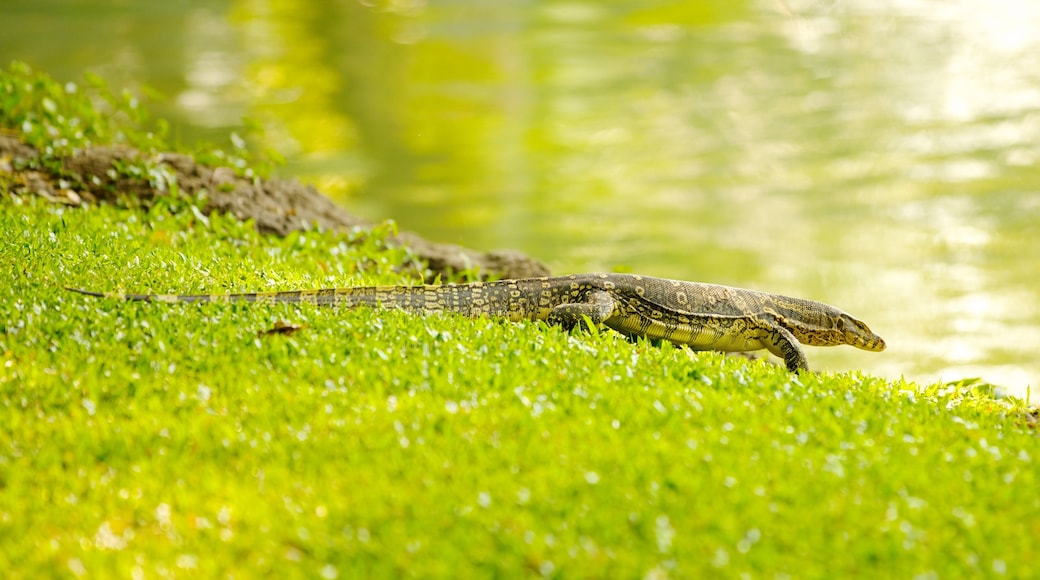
xmin=546 ymin=290 xmax=617 ymax=331
xmin=758 ymin=322 xmax=809 ymax=372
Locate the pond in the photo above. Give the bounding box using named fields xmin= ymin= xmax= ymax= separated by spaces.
xmin=4 ymin=0 xmax=1039 ymax=401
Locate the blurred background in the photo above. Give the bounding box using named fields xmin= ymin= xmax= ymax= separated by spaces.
xmin=4 ymin=0 xmax=1039 ymax=399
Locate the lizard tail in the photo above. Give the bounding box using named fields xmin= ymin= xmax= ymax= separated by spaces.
xmin=65 ymin=287 xmax=109 ymax=298
xmin=63 ymin=286 xmax=334 ymax=305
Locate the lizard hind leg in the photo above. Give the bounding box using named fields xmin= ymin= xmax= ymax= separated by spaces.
xmin=546 ymin=290 xmax=617 ymax=331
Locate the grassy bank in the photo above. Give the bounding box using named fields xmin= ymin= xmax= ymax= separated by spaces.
xmin=1 ymin=63 xmax=1037 ymax=577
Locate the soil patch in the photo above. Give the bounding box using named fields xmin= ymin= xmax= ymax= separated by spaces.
xmin=0 ymin=135 xmax=549 ymax=280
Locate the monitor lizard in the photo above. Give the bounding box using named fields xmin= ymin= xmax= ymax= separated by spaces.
xmin=66 ymin=273 xmax=885 ymax=371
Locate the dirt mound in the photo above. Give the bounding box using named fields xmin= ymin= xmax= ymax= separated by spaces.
xmin=0 ymin=135 xmax=549 ymax=279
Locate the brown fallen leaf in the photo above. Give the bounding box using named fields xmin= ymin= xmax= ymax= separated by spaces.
xmin=258 ymin=320 xmax=306 ymax=337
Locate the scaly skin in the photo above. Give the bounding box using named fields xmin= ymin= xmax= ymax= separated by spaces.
xmin=66 ymin=273 xmax=886 ymax=371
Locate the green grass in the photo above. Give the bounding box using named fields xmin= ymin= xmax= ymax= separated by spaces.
xmin=2 ymin=196 xmax=1038 ymax=578
xmin=0 ymin=61 xmax=278 ymax=180
xmin=2 ymin=62 xmax=1039 ymax=577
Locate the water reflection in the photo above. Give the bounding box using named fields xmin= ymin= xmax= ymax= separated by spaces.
xmin=178 ymin=7 xmax=243 ymax=128
xmin=2 ymin=0 xmax=1039 ymax=400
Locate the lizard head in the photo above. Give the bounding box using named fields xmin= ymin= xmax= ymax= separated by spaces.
xmin=772 ymin=300 xmax=886 ymax=351
xmin=834 ymin=312 xmax=886 ymax=352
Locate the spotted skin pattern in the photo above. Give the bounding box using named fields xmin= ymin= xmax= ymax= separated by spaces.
xmin=67 ymin=273 xmax=885 ymax=371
